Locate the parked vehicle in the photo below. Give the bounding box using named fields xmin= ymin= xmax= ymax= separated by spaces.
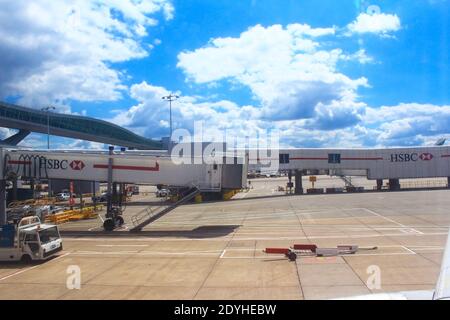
xmin=0 ymin=216 xmax=63 ymax=263
xmin=42 ymin=205 xmax=64 ymax=215
xmin=55 ymin=193 xmax=71 ymax=201
xmin=92 ymin=192 xmax=108 ymax=202
xmin=127 ymin=185 xmax=139 ymax=195
xmin=156 ymin=189 xmax=170 ymax=197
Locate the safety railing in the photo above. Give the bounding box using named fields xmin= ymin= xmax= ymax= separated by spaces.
xmin=45 ymin=205 xmax=103 ymax=224
xmin=372 ymin=179 xmax=449 ymax=190
xmin=130 ymin=206 xmax=162 ymax=227
xmin=130 ymin=186 xmax=201 ymax=232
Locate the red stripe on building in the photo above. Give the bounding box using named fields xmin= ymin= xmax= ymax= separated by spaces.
xmin=290 ymin=157 xmax=328 ymax=160
xmin=8 ymin=160 xmax=32 ymax=165
xmin=290 ymin=157 xmax=383 ymax=161
xmin=252 ymin=158 xmax=279 ymax=161
xmin=93 ymin=163 xmax=159 ymax=171
xmin=341 ymin=157 xmax=384 ymax=161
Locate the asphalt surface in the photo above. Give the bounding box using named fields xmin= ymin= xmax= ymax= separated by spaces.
xmin=0 ymin=176 xmax=448 ymax=300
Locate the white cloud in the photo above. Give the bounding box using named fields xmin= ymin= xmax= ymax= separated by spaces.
xmin=19 ymin=134 xmax=108 ymax=150
xmin=172 ymin=21 xmax=450 ymax=149
xmin=177 ymin=24 xmax=368 ymax=122
xmin=110 ymin=80 xmax=450 ymax=149
xmin=0 ymin=128 xmax=16 ymax=141
xmin=341 ymin=49 xmax=374 ymax=64
xmin=347 ymin=13 xmax=401 ymax=36
xmin=108 ymin=21 xmax=444 ymax=149
xmin=0 ymin=0 xmax=174 ymax=107
xmin=363 ymin=103 xmax=450 ymax=145
xmin=109 ymin=81 xmax=264 ymax=140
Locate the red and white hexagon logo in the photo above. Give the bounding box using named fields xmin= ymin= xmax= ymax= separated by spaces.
xmin=70 ymin=160 xmax=85 ymax=170
xmin=419 ymin=153 xmax=434 ymax=161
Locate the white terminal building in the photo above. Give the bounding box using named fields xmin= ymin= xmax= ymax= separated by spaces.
xmin=249 ymin=146 xmax=450 ymax=193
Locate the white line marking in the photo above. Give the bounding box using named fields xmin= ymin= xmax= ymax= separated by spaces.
xmin=351 ymin=252 xmax=415 ymax=257
xmin=140 ymin=250 xmax=221 ymax=255
xmin=401 ymin=246 xmax=417 ymax=255
xmin=62 ymin=232 xmax=449 ymax=242
xmin=220 ymin=256 xmax=255 ymax=259
xmin=0 ymin=265 xmax=41 ymax=282
xmin=234 ymin=232 xmax=447 ymax=241
xmin=72 ymin=250 xmax=222 ymax=257
xmin=220 ymin=249 xmax=226 ymax=258
xmin=400 ymin=228 xmax=422 ymax=235
xmin=357 ymin=208 xmax=424 ymax=234
xmin=75 ymin=251 xmax=138 ymax=255
xmin=96 ymin=244 xmax=149 ymax=247
xmin=407 ymin=245 xmax=445 ymax=248
xmin=0 ymin=253 xmax=70 ymax=282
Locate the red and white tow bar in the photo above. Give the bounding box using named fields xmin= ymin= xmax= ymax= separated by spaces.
xmin=264 ymin=244 xmax=377 ymax=261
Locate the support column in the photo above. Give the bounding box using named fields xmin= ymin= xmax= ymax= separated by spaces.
xmin=30 ymin=178 xmax=35 ymax=198
xmin=295 ymin=170 xmax=303 ymax=194
xmin=376 ymin=179 xmax=383 ymax=191
xmin=119 ymin=183 xmax=125 ymax=207
xmin=106 ymin=146 xmax=114 ymax=215
xmin=0 ymin=180 xmax=6 ymax=225
xmin=12 ymin=178 xmax=17 ymax=201
xmin=447 ymin=177 xmax=450 ymax=188
xmin=389 ymin=179 xmax=400 ymax=191
xmin=287 ymin=170 xmax=293 ymax=194
xmin=92 ymin=181 xmax=97 ymax=211
xmin=112 ymin=183 xmax=118 ymax=204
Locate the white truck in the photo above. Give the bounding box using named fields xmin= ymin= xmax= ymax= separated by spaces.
xmin=0 ymin=216 xmax=63 ymax=263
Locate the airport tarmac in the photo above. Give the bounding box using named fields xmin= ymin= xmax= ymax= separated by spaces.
xmin=0 ymin=176 xmax=449 ymax=300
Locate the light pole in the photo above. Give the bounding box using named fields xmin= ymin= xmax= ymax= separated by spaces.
xmin=41 ymin=106 xmax=55 ymax=149
xmin=162 ymin=93 xmax=179 ymax=151
xmin=41 ymin=106 xmax=55 ymax=196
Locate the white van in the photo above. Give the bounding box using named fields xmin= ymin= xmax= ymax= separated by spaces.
xmin=0 ymin=217 xmax=63 ymax=263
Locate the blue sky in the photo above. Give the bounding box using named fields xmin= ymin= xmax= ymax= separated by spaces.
xmin=0 ymin=0 xmax=449 ymax=149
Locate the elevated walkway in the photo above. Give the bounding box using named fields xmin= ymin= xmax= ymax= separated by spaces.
xmin=0 ymin=101 xmax=162 ymax=149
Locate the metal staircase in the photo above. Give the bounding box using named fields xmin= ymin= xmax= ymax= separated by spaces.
xmin=129 ymin=186 xmax=201 ymax=232
xmin=338 ymin=175 xmax=355 ymax=188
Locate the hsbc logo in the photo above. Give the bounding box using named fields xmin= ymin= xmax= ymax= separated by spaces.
xmin=390 ymin=153 xmax=434 ymax=163
xmin=419 ymin=153 xmax=433 ymax=161
xmin=70 ymin=160 xmax=85 ymax=170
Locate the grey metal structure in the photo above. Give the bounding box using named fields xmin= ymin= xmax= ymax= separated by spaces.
xmin=0 ymin=101 xmax=163 ymax=150
xmin=276 ymin=147 xmax=450 ymax=180
xmin=0 ymin=147 xmax=248 ymax=227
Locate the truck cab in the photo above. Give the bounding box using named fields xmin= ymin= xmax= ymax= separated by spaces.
xmin=0 ymin=216 xmax=63 ymax=263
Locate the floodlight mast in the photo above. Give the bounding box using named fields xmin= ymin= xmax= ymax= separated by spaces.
xmin=41 ymin=105 xmax=56 ymax=196
xmin=41 ymin=106 xmax=56 ymax=149
xmin=162 ymin=93 xmax=179 ymax=151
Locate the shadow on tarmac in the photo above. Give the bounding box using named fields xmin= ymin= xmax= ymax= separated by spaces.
xmin=60 ymin=224 xmax=241 ymax=239
xmin=224 ymin=186 xmax=450 ymax=203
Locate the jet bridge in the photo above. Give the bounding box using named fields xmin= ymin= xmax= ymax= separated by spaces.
xmin=0 ymin=147 xmax=247 ymax=230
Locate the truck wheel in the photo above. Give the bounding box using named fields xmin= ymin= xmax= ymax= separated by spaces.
xmin=115 ymin=216 xmax=124 ymax=227
xmin=288 ymin=252 xmax=297 ymax=262
xmin=21 ymin=255 xmax=32 ymax=264
xmin=103 ymin=219 xmax=115 ymax=232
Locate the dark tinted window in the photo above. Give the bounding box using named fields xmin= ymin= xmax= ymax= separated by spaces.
xmin=279 ymin=154 xmax=290 ymax=164
xmin=328 ymin=154 xmax=341 ymax=164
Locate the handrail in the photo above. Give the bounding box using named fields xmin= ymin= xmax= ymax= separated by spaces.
xmin=130 ymin=186 xmax=201 ymax=232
